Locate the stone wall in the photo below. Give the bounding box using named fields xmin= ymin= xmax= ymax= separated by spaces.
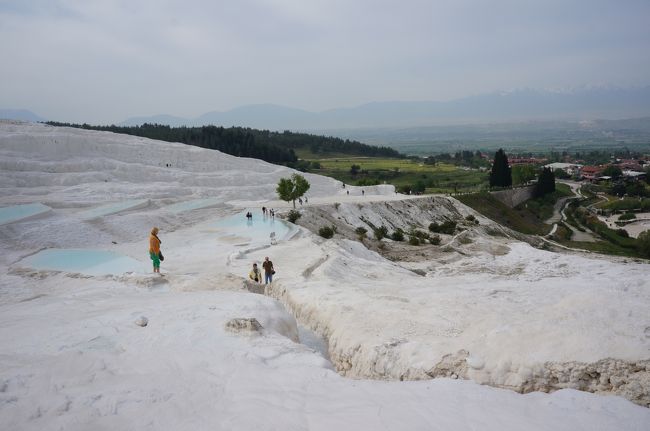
xmin=490 ymin=185 xmax=535 ymax=208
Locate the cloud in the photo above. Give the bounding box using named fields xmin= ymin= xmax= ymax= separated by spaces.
xmin=1 ymin=0 xmax=649 ymax=123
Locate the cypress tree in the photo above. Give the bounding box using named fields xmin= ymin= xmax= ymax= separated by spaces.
xmin=489 ymin=149 xmax=512 ymax=188
xmin=535 ymin=167 xmax=556 ymax=197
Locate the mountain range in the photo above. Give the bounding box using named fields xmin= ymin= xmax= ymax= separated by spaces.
xmin=3 ymin=86 xmax=650 ymax=131
xmin=118 ymin=86 xmax=650 ymax=130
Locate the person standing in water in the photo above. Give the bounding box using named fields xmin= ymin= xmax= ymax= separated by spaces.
xmin=262 ymin=256 xmax=274 ymax=284
xmin=149 ymin=227 xmax=162 ymax=274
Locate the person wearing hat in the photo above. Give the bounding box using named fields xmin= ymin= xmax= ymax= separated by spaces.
xmin=149 ymin=227 xmax=163 ymax=273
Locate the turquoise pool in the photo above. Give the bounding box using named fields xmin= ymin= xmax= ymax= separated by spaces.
xmin=166 ymin=198 xmax=223 ymax=213
xmin=79 ymin=199 xmax=149 ymax=219
xmin=20 ymin=249 xmax=147 ymax=276
xmin=212 ymin=210 xmax=293 ymax=242
xmin=0 ymin=203 xmax=51 ymax=225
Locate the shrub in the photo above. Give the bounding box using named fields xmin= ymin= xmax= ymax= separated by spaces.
xmin=619 ymin=213 xmax=636 ymax=221
xmin=429 ymin=220 xmax=456 ymax=234
xmin=616 ymin=228 xmax=629 ymax=238
xmin=287 ymin=210 xmax=301 ymax=223
xmin=638 ymin=230 xmax=650 ymax=258
xmin=408 ymin=236 xmax=420 ymax=246
xmin=440 ymin=221 xmax=457 ymax=234
xmin=465 ymin=214 xmax=476 ymax=222
xmin=318 ymin=226 xmax=335 ymax=239
xmin=374 ymin=225 xmax=388 ymax=240
xmin=411 ymin=230 xmax=429 ymax=240
xmin=355 ymin=226 xmax=367 ymax=237
xmin=429 ymin=234 xmax=441 ymax=245
xmin=391 ymin=229 xmax=405 ymax=241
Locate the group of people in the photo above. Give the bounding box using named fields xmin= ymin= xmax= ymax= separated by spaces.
xmin=261 ymin=206 xmax=275 ymax=218
xmin=148 ymin=227 xmax=277 ymax=284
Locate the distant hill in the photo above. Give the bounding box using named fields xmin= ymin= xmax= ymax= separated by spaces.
xmin=120 ymin=86 xmax=650 ymax=130
xmin=0 ymin=109 xmax=45 ymax=122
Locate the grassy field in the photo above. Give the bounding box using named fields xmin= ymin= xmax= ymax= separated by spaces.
xmin=456 ymin=192 xmax=551 ymax=235
xmin=305 ymin=156 xmax=489 ymax=193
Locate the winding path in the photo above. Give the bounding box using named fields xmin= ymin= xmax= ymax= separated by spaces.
xmin=545 ymin=181 xmax=597 ymax=242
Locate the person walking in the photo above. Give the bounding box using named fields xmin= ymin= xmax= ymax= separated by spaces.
xmin=262 ymin=256 xmax=274 ymax=284
xmin=249 ymin=263 xmax=262 ymax=283
xmin=149 ymin=227 xmax=162 ymax=274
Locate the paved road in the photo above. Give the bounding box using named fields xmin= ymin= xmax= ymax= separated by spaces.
xmin=546 ymin=181 xmax=597 ymax=242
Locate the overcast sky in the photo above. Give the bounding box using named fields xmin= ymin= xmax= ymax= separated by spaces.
xmin=1 ymin=0 xmax=649 ymax=123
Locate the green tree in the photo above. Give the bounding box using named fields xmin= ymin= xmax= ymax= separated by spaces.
xmin=638 ymin=230 xmax=650 ymax=258
xmin=276 ymin=173 xmax=311 ymax=208
xmin=489 ymin=149 xmax=512 ymax=188
xmin=512 ymin=165 xmax=537 ymax=185
xmin=602 ymin=165 xmax=623 ymax=180
xmin=534 ymin=167 xmax=556 ymax=198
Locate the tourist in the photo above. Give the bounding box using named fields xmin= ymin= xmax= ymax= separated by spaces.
xmin=262 ymin=256 xmax=275 ymax=284
xmin=249 ymin=263 xmax=262 ymax=283
xmin=149 ymin=227 xmax=163 ymax=274
xmin=262 ymin=206 xmax=266 ymax=216
xmin=362 ymin=189 xmax=365 ymax=196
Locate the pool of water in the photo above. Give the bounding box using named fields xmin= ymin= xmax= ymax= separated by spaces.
xmin=0 ymin=203 xmax=51 ymax=225
xmin=19 ymin=248 xmax=148 ymax=276
xmin=212 ymin=210 xmax=294 ymax=243
xmin=79 ymin=199 xmax=149 ymax=219
xmin=166 ymin=198 xmax=223 ymax=213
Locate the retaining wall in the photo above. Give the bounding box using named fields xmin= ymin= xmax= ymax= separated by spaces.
xmin=490 ymin=185 xmax=535 ymax=208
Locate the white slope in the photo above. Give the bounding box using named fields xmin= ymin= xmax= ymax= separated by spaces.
xmin=0 ymin=121 xmax=649 ymax=430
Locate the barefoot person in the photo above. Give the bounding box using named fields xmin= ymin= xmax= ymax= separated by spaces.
xmin=262 ymin=256 xmax=274 ymax=284
xmin=249 ymin=263 xmax=262 ymax=283
xmin=149 ymin=227 xmax=162 ymax=274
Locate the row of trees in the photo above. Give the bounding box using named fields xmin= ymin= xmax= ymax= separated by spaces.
xmin=46 ymin=122 xmax=402 ymax=166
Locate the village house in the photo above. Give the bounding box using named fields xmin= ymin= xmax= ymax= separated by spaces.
xmin=580 ymin=165 xmax=604 ymax=181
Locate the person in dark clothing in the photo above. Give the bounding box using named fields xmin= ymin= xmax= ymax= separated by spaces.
xmin=262 ymin=256 xmax=274 ymax=284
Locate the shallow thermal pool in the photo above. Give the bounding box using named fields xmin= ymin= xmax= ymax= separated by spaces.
xmin=165 ymin=198 xmax=223 ymax=213
xmin=212 ymin=210 xmax=294 ymax=243
xmin=79 ymin=199 xmax=149 ymax=219
xmin=0 ymin=203 xmax=51 ymax=225
xmin=19 ymin=249 xmax=147 ymax=276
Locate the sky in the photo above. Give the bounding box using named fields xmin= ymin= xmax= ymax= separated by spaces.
xmin=1 ymin=0 xmax=649 ymax=124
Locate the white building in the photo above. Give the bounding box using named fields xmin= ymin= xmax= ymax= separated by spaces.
xmin=544 ymin=162 xmax=583 ymax=176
